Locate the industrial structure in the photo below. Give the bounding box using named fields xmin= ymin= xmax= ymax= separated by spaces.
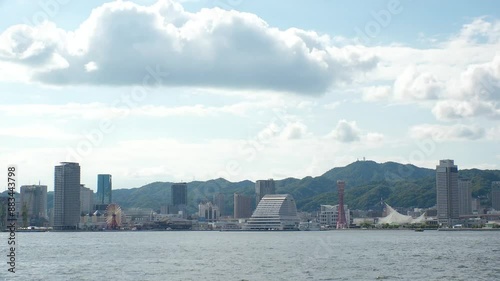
xmin=336 ymin=180 xmax=348 ymax=229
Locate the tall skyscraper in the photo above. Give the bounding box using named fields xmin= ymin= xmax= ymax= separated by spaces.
xmin=336 ymin=180 xmax=347 ymax=229
xmin=20 ymin=184 xmax=48 ymax=226
xmin=492 ymin=181 xmax=500 ymax=210
xmin=80 ymin=184 xmax=94 ymax=214
xmin=213 ymin=193 xmax=225 ymax=216
xmin=170 ymin=183 xmax=188 ymax=215
xmin=255 ymin=179 xmax=275 ymax=205
xmin=436 ymin=159 xmax=459 ymax=226
xmin=97 ymin=174 xmax=112 ymax=204
xmin=54 ymin=162 xmax=81 ymax=230
xmin=458 ymin=179 xmax=472 ymax=216
xmin=233 ymin=193 xmax=253 ymax=219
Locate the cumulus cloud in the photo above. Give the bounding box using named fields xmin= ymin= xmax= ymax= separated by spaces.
xmin=361 ymin=85 xmax=391 ymax=102
xmin=280 ymin=122 xmax=307 ymax=140
xmin=0 ymin=0 xmax=377 ymax=95
xmin=393 ymin=66 xmax=442 ymax=100
xmin=326 ymin=120 xmax=384 ymax=144
xmin=328 ymin=120 xmax=361 ymax=143
xmin=409 ymin=123 xmax=486 ymax=141
xmin=433 ymin=54 xmax=500 ymax=120
xmin=450 ymin=18 xmax=500 ymax=46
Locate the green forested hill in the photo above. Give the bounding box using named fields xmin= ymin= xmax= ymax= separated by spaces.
xmin=39 ymin=161 xmax=500 ymax=214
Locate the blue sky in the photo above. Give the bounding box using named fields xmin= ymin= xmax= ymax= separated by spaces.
xmin=0 ymin=0 xmax=499 ymax=191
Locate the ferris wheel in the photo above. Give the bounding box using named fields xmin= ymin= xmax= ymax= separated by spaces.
xmin=106 ymin=203 xmax=122 ymax=230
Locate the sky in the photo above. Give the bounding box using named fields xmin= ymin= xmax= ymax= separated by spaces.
xmin=0 ymin=0 xmax=499 ymax=191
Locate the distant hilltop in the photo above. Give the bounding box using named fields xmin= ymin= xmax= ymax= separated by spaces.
xmin=36 ymin=160 xmax=499 ymax=214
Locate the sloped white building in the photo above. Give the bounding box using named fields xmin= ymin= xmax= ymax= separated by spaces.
xmin=244 ymin=194 xmax=299 ymax=230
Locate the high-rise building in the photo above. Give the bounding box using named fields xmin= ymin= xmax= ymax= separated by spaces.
xmin=458 ymin=179 xmax=472 ymax=216
xmin=170 ymin=183 xmax=188 ymax=215
xmin=97 ymin=174 xmax=112 ymax=205
xmin=492 ymin=181 xmax=500 ymax=211
xmin=436 ymin=159 xmax=459 ymax=226
xmin=80 ymin=184 xmax=94 ymax=215
xmin=198 ymin=201 xmax=219 ymax=222
xmin=233 ymin=193 xmax=253 ymax=219
xmin=20 ymin=185 xmax=48 ymax=226
xmin=255 ymin=179 xmax=275 ymax=205
xmin=471 ymin=197 xmax=481 ymax=214
xmin=54 ymin=162 xmax=81 ymax=230
xmin=213 ymin=193 xmax=225 ymax=216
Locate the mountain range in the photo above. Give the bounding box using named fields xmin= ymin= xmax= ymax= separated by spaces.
xmin=42 ymin=160 xmax=500 ymax=215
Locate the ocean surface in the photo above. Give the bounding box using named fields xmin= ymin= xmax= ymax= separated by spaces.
xmin=0 ymin=230 xmax=499 ymax=281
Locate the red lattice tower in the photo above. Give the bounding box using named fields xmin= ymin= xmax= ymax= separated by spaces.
xmin=336 ymin=180 xmax=347 ymax=229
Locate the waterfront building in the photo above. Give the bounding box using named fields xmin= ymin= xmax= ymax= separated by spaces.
xmin=97 ymin=174 xmax=112 ymax=205
xmin=377 ymin=203 xmax=426 ymax=225
xmin=198 ymin=201 xmax=219 ymax=222
xmin=458 ymin=179 xmax=472 ymax=216
xmin=244 ymin=194 xmax=299 ymax=230
xmin=170 ymin=183 xmax=188 ymax=216
xmin=255 ymin=179 xmax=275 ymax=205
xmin=20 ymin=184 xmax=48 ymax=226
xmin=492 ymin=181 xmax=500 ymax=211
xmin=318 ymin=204 xmax=351 ymax=228
xmin=436 ymin=159 xmax=459 ymax=226
xmin=54 ymin=162 xmax=81 ymax=230
xmin=233 ymin=193 xmax=253 ymax=219
xmin=80 ymin=184 xmax=94 ymax=214
xmin=471 ymin=198 xmax=481 ymax=214
xmin=213 ymin=193 xmax=225 ymax=216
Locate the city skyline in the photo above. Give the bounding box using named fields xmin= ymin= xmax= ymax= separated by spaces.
xmin=1 ymin=0 xmax=499 ymax=189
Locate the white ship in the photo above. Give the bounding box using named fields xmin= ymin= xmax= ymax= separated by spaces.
xmin=298 ymin=222 xmax=321 ymax=231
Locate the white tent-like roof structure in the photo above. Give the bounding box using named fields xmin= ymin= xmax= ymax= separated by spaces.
xmin=377 ymin=203 xmax=426 ymax=225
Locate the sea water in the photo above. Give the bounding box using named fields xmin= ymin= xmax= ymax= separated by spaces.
xmin=0 ymin=230 xmax=499 ymax=280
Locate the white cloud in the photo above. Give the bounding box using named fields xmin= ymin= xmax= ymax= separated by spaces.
xmin=328 ymin=120 xmax=361 ymax=143
xmin=0 ymin=125 xmax=78 ymax=140
xmin=409 ymin=123 xmax=486 ymax=141
xmin=84 ymin=61 xmax=98 ymax=72
xmin=0 ymin=100 xmax=283 ymax=120
xmin=365 ymin=132 xmax=384 ymax=143
xmin=393 ymin=66 xmax=442 ymax=100
xmin=0 ymin=0 xmax=377 ymax=95
xmin=361 ymin=85 xmax=391 ymax=102
xmin=279 ymin=122 xmax=308 ymax=140
xmin=323 ymin=101 xmax=341 ymax=109
xmin=432 ymin=54 xmax=500 ymax=120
